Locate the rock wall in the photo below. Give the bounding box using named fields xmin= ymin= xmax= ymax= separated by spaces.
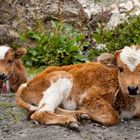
xmin=0 ymin=0 xmax=87 ymax=45
xmin=0 ymin=0 xmax=140 ymax=46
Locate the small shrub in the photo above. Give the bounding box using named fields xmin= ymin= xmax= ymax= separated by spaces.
xmin=21 ymin=21 xmax=89 ymax=67
xmin=19 ymin=15 xmax=140 ymax=67
xmin=92 ymin=15 xmax=140 ymax=52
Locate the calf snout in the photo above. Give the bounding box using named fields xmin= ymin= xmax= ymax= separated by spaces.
xmin=0 ymin=73 xmax=7 ymax=81
xmin=127 ymin=86 xmax=138 ymax=95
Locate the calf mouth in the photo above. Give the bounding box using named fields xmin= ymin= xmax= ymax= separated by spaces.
xmin=0 ymin=73 xmax=12 ymax=93
xmin=0 ymin=73 xmax=7 ymax=81
xmin=129 ymin=92 xmax=138 ymax=96
xmin=0 ymin=80 xmax=10 ymax=93
xmin=127 ymin=86 xmax=139 ymax=96
xmin=128 ymin=91 xmax=140 ymax=97
xmin=0 ymin=71 xmax=14 ymax=82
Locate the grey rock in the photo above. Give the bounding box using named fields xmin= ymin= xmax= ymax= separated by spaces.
xmin=0 ymin=0 xmax=140 ymax=46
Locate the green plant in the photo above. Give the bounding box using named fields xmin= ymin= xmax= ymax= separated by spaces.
xmin=21 ymin=21 xmax=89 ymax=67
xmin=87 ymin=48 xmax=104 ymax=61
xmin=19 ymin=15 xmax=140 ymax=66
xmin=92 ymin=15 xmax=140 ymax=52
xmin=0 ymin=101 xmax=15 ymax=108
xmin=0 ymin=101 xmax=27 ymax=123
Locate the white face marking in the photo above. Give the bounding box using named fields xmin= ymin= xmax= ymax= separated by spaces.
xmin=120 ymin=46 xmax=140 ymax=72
xmin=0 ymin=46 xmax=10 ymax=59
xmin=38 ymin=78 xmax=73 ymax=113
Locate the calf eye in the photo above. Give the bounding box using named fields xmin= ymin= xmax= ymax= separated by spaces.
xmin=7 ymin=60 xmax=13 ymax=64
xmin=118 ymin=67 xmax=124 ymax=73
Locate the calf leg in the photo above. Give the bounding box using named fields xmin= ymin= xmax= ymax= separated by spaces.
xmin=81 ymin=97 xmax=119 ymax=126
xmin=55 ymin=107 xmax=85 ymax=115
xmin=80 ymin=86 xmax=119 ymax=126
xmin=30 ymin=76 xmax=82 ymax=131
xmin=55 ymin=107 xmax=90 ymax=121
xmin=31 ymin=106 xmax=81 ymax=131
xmin=31 ymin=110 xmax=79 ymax=127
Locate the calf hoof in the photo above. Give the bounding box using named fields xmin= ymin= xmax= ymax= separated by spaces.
xmin=32 ymin=120 xmax=39 ymax=124
xmin=80 ymin=114 xmax=90 ymax=120
xmin=68 ymin=122 xmax=80 ymax=132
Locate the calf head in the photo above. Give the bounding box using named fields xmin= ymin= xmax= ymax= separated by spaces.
xmin=115 ymin=45 xmax=140 ymax=96
xmin=0 ymin=45 xmax=26 ymax=93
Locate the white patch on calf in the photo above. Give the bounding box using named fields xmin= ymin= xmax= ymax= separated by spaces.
xmin=30 ymin=105 xmax=38 ymax=111
xmin=38 ymin=78 xmax=73 ymax=113
xmin=120 ymin=46 xmax=140 ymax=71
xmin=0 ymin=46 xmax=10 ymax=59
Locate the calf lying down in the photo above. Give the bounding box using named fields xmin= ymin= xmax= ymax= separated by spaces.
xmin=16 ymin=45 xmax=140 ymax=130
xmin=0 ymin=45 xmax=27 ymax=93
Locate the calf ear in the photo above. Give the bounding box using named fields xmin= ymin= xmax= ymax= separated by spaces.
xmin=114 ymin=50 xmax=122 ymax=67
xmin=15 ymin=47 xmax=27 ymax=59
xmin=97 ymin=53 xmax=116 ymax=67
xmin=114 ymin=50 xmax=121 ymax=59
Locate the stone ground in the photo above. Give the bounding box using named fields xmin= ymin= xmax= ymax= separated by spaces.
xmin=0 ymin=93 xmax=140 ymax=140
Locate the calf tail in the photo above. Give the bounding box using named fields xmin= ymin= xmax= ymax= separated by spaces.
xmin=16 ymin=83 xmax=38 ymax=111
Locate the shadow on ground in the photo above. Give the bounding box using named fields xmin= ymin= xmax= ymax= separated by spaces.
xmin=0 ymin=93 xmax=140 ymax=140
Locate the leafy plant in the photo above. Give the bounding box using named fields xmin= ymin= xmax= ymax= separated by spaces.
xmin=87 ymin=48 xmax=104 ymax=61
xmin=19 ymin=15 xmax=140 ymax=67
xmin=22 ymin=21 xmax=89 ymax=67
xmin=92 ymin=15 xmax=140 ymax=52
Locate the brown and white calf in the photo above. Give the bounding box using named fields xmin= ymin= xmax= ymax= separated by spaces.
xmin=0 ymin=45 xmax=27 ymax=93
xmin=16 ymin=45 xmax=140 ymax=130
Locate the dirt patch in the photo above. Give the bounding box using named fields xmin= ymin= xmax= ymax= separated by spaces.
xmin=0 ymin=93 xmax=140 ymax=140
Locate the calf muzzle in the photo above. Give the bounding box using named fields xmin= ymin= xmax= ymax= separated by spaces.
xmin=127 ymin=86 xmax=138 ymax=95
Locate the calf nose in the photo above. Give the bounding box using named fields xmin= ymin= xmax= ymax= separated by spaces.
xmin=127 ymin=86 xmax=138 ymax=95
xmin=0 ymin=73 xmax=7 ymax=81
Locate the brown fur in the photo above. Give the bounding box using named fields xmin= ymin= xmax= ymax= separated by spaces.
xmin=16 ymin=45 xmax=140 ymax=128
